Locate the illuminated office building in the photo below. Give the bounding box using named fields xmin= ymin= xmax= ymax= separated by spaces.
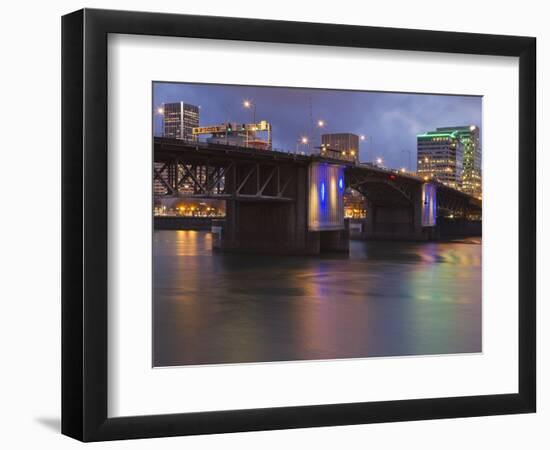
xmin=437 ymin=125 xmax=481 ymax=197
xmin=161 ymin=102 xmax=200 ymax=140
xmin=154 ymin=102 xmax=200 ymax=195
xmin=417 ymin=125 xmax=481 ymax=196
xmin=320 ymin=133 xmax=359 ymax=162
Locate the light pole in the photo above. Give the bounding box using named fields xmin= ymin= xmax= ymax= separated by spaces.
xmin=401 ymin=149 xmax=412 ymax=172
xmin=296 ymin=136 xmax=309 ymax=154
xmin=243 ymin=100 xmax=256 ymax=123
xmin=316 ymin=119 xmax=326 ymax=148
xmin=243 ymin=100 xmax=257 ymax=147
xmin=359 ymin=134 xmax=366 ymax=162
xmin=155 ymin=105 xmax=164 ymax=137
xmin=359 ymin=134 xmax=373 ymax=162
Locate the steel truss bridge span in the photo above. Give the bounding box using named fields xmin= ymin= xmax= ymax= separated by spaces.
xmin=154 ymin=137 xmax=481 ymax=219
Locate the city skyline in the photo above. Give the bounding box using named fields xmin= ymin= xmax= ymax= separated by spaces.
xmin=152 ymin=81 xmax=483 ymax=369
xmin=153 ymin=82 xmax=482 ymax=171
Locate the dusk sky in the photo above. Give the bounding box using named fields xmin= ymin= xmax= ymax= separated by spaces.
xmin=153 ymin=82 xmax=482 ymax=170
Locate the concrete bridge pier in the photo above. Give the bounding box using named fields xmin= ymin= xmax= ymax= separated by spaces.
xmin=361 ymin=184 xmax=433 ymax=241
xmin=318 ymin=222 xmax=350 ymax=253
xmin=214 ymin=163 xmax=349 ymax=255
xmin=214 ymin=165 xmax=307 ymax=255
xmin=216 ymin=199 xmax=317 ymax=255
xmin=215 ymin=202 xmax=349 ymax=255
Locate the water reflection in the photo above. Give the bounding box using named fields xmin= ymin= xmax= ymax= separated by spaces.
xmin=153 ymin=231 xmax=481 ymax=366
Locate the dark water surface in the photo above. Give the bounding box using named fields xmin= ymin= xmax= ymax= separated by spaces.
xmin=153 ymin=230 xmax=481 ymax=366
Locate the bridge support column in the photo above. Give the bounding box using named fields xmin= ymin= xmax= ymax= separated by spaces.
xmin=216 ymin=201 xmax=318 ymax=255
xmin=215 ymin=166 xmax=322 ymax=255
xmin=361 ymin=185 xmax=433 ymax=241
xmin=319 ymin=221 xmax=350 ymax=253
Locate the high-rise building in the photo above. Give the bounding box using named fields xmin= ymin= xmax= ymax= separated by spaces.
xmin=437 ymin=125 xmax=481 ymax=198
xmin=417 ymin=126 xmax=481 ymax=196
xmin=417 ymin=129 xmax=463 ymax=189
xmin=154 ymin=102 xmax=200 ymax=196
xmin=161 ymin=102 xmax=200 ymax=140
xmin=320 ymin=133 xmax=359 ymax=162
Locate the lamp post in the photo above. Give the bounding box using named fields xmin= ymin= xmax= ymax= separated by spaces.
xmin=243 ymin=100 xmax=257 ymax=147
xmin=401 ymin=149 xmax=412 ymax=172
xmin=296 ymin=136 xmax=309 ymax=154
xmin=243 ymin=100 xmax=256 ymax=123
xmin=316 ymin=119 xmax=326 ymax=148
xmin=357 ymin=134 xmax=365 ymax=162
xmin=155 ymin=105 xmax=164 ymax=137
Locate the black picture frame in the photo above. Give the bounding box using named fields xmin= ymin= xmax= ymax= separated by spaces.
xmin=62 ymin=8 xmax=536 ymax=442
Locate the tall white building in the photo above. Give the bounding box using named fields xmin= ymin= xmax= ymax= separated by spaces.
xmin=161 ymin=102 xmax=199 ymax=140
xmin=417 ymin=129 xmax=463 ymax=189
xmin=417 ymin=125 xmax=482 ymax=197
xmin=154 ymin=102 xmax=200 ymax=195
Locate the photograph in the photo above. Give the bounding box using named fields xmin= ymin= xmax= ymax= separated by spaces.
xmin=152 ymin=82 xmax=483 ymax=367
xmin=0 ymin=1 xmax=542 ymax=447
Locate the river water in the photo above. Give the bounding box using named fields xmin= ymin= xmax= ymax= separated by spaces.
xmin=153 ymin=230 xmax=481 ymax=367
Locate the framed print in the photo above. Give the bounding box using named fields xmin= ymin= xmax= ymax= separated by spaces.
xmin=61 ymin=8 xmax=536 ymax=441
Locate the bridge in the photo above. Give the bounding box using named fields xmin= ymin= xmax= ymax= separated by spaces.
xmin=154 ymin=137 xmax=482 ymax=254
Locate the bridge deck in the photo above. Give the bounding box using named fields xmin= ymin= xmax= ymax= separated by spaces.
xmin=153 ymin=137 xmax=481 ymax=212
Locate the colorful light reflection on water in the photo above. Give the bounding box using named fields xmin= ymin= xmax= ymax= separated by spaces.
xmin=153 ymin=231 xmax=481 ymax=367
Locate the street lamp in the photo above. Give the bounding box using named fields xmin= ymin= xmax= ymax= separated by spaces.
xmin=314 ymin=120 xmax=327 ymax=147
xmin=243 ymin=100 xmax=258 ymax=147
xmin=376 ymin=157 xmax=383 ymax=166
xmin=296 ymin=136 xmax=309 ymax=154
xmin=155 ymin=105 xmax=165 ymax=137
xmin=401 ymin=149 xmax=412 ymax=172
xmin=243 ymin=99 xmax=256 ymax=123
xmin=360 ymin=134 xmax=371 ymax=162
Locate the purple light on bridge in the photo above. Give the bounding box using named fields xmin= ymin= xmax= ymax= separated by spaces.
xmin=422 ymin=183 xmax=437 ymax=227
xmin=308 ymin=163 xmax=345 ymax=231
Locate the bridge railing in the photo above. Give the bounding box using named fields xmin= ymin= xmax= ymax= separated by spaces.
xmin=154 ymin=135 xmax=298 ymax=155
xmin=153 ymin=136 xmax=481 ymax=204
xmin=154 ymin=135 xmax=360 ymax=163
